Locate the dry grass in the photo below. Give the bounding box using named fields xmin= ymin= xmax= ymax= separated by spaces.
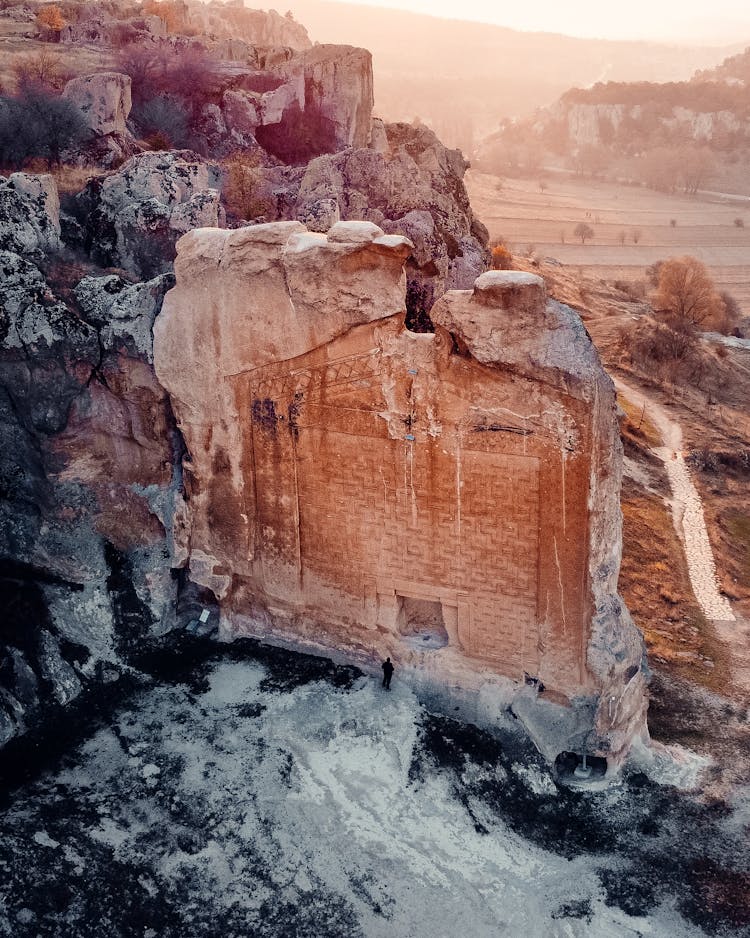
xmin=49 ymin=164 xmax=101 ymax=195
xmin=617 ymin=392 xmax=662 ymax=448
xmin=620 ymin=477 xmax=731 ymax=692
xmin=467 ymin=170 xmax=750 ymax=316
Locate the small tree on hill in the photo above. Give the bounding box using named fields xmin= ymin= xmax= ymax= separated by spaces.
xmin=14 ymin=49 xmax=63 ymax=91
xmin=36 ymin=5 xmax=66 ymax=39
xmin=574 ymin=222 xmax=594 ymax=244
xmin=654 ymin=256 xmax=728 ymax=332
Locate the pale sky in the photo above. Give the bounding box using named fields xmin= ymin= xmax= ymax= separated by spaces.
xmin=322 ymin=0 xmax=750 ymax=42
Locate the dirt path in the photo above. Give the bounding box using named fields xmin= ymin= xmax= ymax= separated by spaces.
xmin=614 ymin=378 xmax=736 ymax=624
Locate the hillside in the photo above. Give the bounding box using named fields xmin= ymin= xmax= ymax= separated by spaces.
xmin=477 ymin=49 xmax=750 ymax=195
xmin=281 ymin=0 xmax=744 ymax=152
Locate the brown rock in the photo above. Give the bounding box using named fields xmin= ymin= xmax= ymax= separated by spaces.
xmin=154 ymin=227 xmax=648 ymax=772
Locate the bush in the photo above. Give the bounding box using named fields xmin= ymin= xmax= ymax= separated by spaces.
xmin=0 ymin=88 xmax=89 ymax=168
xmin=14 ymin=49 xmax=65 ymax=91
xmin=36 ymin=4 xmax=66 ymax=38
xmin=221 ymin=151 xmax=276 ymax=221
xmin=655 ymin=256 xmax=730 ymax=333
xmin=490 ymin=242 xmax=513 ymax=269
xmin=132 ymin=95 xmax=189 ymax=149
xmin=573 ymin=222 xmax=594 ymax=244
xmin=718 ymin=290 xmax=742 ymax=334
xmin=618 ymin=317 xmax=699 ymax=385
xmin=645 ymin=260 xmax=663 ymax=287
xmin=614 ymin=279 xmax=646 ymax=300
xmin=734 ymin=217 xmax=745 ymax=228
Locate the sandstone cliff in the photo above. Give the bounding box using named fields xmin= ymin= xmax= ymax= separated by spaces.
xmin=154 ymin=222 xmax=647 ymax=771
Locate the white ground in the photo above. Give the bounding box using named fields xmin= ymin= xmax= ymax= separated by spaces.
xmin=3 ymin=657 xmax=742 ymax=938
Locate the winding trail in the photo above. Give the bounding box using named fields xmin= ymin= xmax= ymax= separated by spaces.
xmin=614 ymin=378 xmax=735 ymax=623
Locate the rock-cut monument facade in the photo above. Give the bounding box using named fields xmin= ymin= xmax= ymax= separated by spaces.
xmin=153 ymin=220 xmax=648 ymax=772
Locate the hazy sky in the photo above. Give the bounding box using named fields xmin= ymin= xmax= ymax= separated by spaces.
xmin=322 ymin=0 xmax=750 ymax=42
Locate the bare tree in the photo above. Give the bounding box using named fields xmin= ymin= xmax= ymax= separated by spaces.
xmin=654 ymin=256 xmax=727 ymax=331
xmin=573 ymin=222 xmax=594 ymax=244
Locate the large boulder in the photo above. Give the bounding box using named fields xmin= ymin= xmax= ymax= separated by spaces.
xmin=63 ymin=72 xmax=132 ymax=137
xmin=76 ymin=150 xmax=224 ymax=279
xmin=262 ymin=45 xmax=373 ymax=160
xmin=61 ymin=73 xmax=141 ymax=169
xmin=154 ymin=230 xmax=648 ymax=770
xmin=294 ymin=45 xmax=374 ymax=150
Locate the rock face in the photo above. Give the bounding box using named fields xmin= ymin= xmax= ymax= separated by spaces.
xmin=63 ymin=72 xmax=132 ymax=137
xmin=62 ymin=72 xmax=141 ymax=169
xmin=282 ymin=45 xmax=374 ymax=151
xmin=0 ymin=173 xmax=60 ymax=257
xmin=186 ymin=3 xmax=312 ymax=51
xmin=545 ymin=98 xmax=750 ymax=148
xmin=0 ymin=173 xmax=185 ymax=748
xmin=218 ymin=45 xmax=374 ymax=165
xmin=154 ymin=223 xmax=648 ymax=771
xmin=76 ymin=151 xmax=224 ymax=279
xmin=294 ymin=121 xmax=490 ymax=322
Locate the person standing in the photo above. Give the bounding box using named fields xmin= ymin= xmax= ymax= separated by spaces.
xmin=381 ymin=656 xmax=394 ymax=690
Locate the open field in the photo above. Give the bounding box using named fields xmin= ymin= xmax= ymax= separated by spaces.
xmin=467 ymin=171 xmax=750 ymax=314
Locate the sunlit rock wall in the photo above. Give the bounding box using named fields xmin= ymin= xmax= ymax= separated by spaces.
xmin=154 ymin=221 xmax=648 ymax=769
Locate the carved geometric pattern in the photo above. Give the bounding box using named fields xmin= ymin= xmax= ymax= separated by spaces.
xmin=246 ymin=354 xmax=542 ymax=669
xmin=251 ymin=351 xmax=380 ymax=402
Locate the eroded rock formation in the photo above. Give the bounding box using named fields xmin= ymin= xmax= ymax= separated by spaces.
xmin=290 ymin=120 xmax=490 ymax=323
xmin=0 ymin=173 xmax=187 ymax=747
xmin=154 ymin=220 xmax=648 ymax=769
xmin=75 ymin=151 xmax=224 ymax=279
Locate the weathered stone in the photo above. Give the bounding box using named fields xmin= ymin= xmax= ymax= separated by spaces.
xmin=63 ymin=72 xmax=132 ymax=137
xmin=0 ymin=173 xmax=61 ymax=257
xmin=187 ymin=4 xmax=311 ymax=51
xmin=63 ymin=131 xmax=142 ymax=171
xmin=38 ymin=631 xmax=82 ymax=705
xmin=276 ymin=45 xmax=374 ymax=152
xmin=154 ymin=227 xmax=647 ymax=770
xmin=0 ymin=241 xmax=182 ymax=750
xmin=294 ymin=121 xmax=490 ymax=319
xmin=297 ymin=197 xmax=340 ymax=232
xmin=74 ymin=272 xmax=174 ymax=362
xmin=76 ymin=150 xmax=223 ymax=278
xmin=221 ymin=89 xmax=261 ymax=143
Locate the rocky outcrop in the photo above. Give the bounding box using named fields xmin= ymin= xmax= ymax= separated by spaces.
xmin=0 ymin=174 xmax=185 ymax=749
xmin=186 ymin=2 xmax=311 ymax=51
xmin=278 ymin=45 xmax=374 ymax=151
xmin=154 ymin=223 xmax=648 ymax=772
xmin=62 ymin=72 xmax=141 ymax=169
xmin=543 ymin=96 xmax=750 ymax=149
xmin=218 ymin=74 xmax=305 ymax=151
xmin=209 ymin=45 xmax=375 ymax=165
xmin=75 ymin=151 xmax=224 ymax=279
xmin=0 ymin=173 xmax=60 ymax=257
xmin=294 ymin=121 xmax=489 ymax=323
xmin=63 ymin=73 xmax=132 ymax=137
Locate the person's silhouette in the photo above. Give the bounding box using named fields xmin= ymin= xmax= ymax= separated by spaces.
xmin=382 ymin=656 xmax=394 ymax=690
